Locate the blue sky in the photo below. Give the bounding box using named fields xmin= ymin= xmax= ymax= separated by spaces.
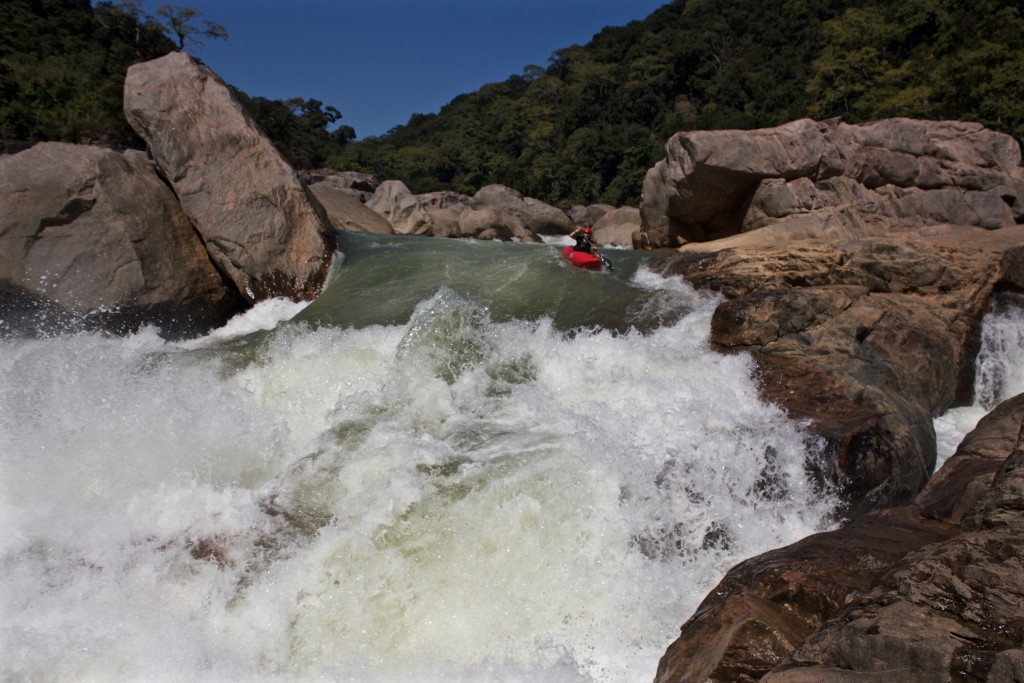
xmin=130 ymin=0 xmax=670 ymax=139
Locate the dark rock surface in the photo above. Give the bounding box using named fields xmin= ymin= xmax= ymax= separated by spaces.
xmin=656 ymin=393 xmax=1024 ymax=683
xmin=650 ymin=227 xmax=1024 ymax=511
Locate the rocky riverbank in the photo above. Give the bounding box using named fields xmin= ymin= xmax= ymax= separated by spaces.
xmin=2 ymin=51 xmax=1024 ymax=680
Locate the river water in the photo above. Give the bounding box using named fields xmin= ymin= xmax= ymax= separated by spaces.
xmin=1 ymin=233 xmax=1020 ymax=682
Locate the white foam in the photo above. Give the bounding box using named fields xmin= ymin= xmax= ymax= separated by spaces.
xmin=1 ymin=286 xmax=838 ymax=682
xmin=932 ymin=300 xmax=1024 ymax=470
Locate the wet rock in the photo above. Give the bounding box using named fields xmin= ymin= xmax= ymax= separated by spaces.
xmin=656 ymin=393 xmax=1024 ymax=683
xmin=761 ymin=395 xmax=1024 ymax=683
xmin=651 ymin=229 xmax=1024 ymax=510
xmin=0 ymin=142 xmax=243 ymax=337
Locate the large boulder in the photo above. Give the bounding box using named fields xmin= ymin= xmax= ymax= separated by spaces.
xmin=566 ymin=203 xmax=615 ymax=228
xmin=592 ymin=206 xmax=640 ymax=246
xmin=300 ymin=169 xmax=378 ymax=201
xmin=650 ymin=227 xmax=1024 ymax=511
xmin=365 ymin=180 xmax=432 ymax=235
xmin=417 ymin=191 xmax=471 ymax=238
xmin=0 ymin=142 xmax=243 ymax=337
xmin=640 ymin=118 xmax=1024 ymax=248
xmin=308 ymin=182 xmax=393 ymax=234
xmin=123 ymin=51 xmax=335 ymax=303
xmin=656 ymin=392 xmax=1024 ymax=683
xmin=469 ymin=184 xmax=573 ymax=236
xmin=762 ymin=394 xmax=1024 ymax=683
xmin=456 ymin=206 xmax=541 ymax=242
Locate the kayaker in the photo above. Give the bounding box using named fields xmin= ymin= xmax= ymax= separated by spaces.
xmin=570 ymin=225 xmax=595 ymax=253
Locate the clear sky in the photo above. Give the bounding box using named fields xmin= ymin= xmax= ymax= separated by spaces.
xmin=130 ymin=0 xmax=670 ymax=139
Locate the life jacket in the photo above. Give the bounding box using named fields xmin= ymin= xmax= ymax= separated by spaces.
xmin=573 ymin=233 xmax=593 ymax=252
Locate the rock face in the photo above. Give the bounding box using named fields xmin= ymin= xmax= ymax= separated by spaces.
xmin=639 ymin=118 xmax=1024 ymax=248
xmin=656 ymin=393 xmax=1024 ymax=683
xmin=646 ymin=117 xmax=1024 ymax=683
xmin=466 ymin=184 xmax=572 ymax=237
xmin=308 ymin=182 xmax=394 ymax=234
xmin=124 ymin=51 xmax=335 ymax=302
xmin=0 ymin=142 xmax=243 ymax=337
xmin=365 ymin=180 xmax=433 ymax=235
xmin=651 ymin=227 xmax=1024 ymax=511
xmin=592 ymin=206 xmax=640 ymax=246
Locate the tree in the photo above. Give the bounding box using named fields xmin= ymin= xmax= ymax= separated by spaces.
xmin=155 ymin=4 xmax=228 ymax=50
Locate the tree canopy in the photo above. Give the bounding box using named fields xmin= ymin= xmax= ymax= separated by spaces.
xmin=339 ymin=0 xmax=1024 ymax=206
xmin=3 ymin=0 xmax=1021 ymax=207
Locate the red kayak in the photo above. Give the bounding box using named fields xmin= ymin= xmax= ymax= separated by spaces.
xmin=562 ymin=246 xmax=604 ymax=271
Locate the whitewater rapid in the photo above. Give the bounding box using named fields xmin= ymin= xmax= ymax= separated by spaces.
xmin=2 ymin=235 xmax=1021 ymax=682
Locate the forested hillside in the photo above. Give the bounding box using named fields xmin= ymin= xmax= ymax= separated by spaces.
xmin=0 ymin=0 xmax=174 ymax=146
xmin=3 ymin=0 xmax=1022 ymax=208
xmin=0 ymin=0 xmax=350 ymax=160
xmin=341 ymin=0 xmax=1024 ymax=206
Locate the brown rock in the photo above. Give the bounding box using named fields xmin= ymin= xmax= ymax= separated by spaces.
xmin=656 ymin=393 xmax=1024 ymax=683
xmin=469 ymin=184 xmax=573 ymax=236
xmin=308 ymin=182 xmax=393 ymax=234
xmin=417 ymin=191 xmax=471 ymax=237
xmin=365 ymin=180 xmax=432 ymax=235
xmin=640 ymin=118 xmax=1024 ymax=248
xmin=456 ymin=206 xmax=540 ymax=242
xmin=652 ymin=231 xmax=1024 ymax=510
xmin=760 ymin=396 xmax=1024 ymax=683
xmin=655 ymin=506 xmax=958 ymax=683
xmin=592 ymin=206 xmax=640 ymax=246
xmin=123 ymin=52 xmax=335 ymax=303
xmin=0 ymin=142 xmax=243 ymax=337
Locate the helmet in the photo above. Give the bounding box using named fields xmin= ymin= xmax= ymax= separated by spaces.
xmin=582 ymin=227 xmax=592 ymax=235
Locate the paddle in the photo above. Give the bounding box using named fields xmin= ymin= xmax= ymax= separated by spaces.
xmin=561 ymin=208 xmax=614 ymax=271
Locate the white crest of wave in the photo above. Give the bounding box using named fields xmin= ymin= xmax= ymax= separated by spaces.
xmin=1 ymin=280 xmax=839 ymax=682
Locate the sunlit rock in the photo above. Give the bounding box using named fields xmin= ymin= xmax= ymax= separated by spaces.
xmin=124 ymin=51 xmax=335 ymax=303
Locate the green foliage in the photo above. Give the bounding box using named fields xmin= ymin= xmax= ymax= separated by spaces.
xmin=232 ymin=91 xmax=354 ymax=166
xmin=339 ymin=0 xmax=1022 ymax=207
xmin=3 ymin=0 xmax=1021 ymax=208
xmin=0 ymin=0 xmax=176 ymax=144
xmin=806 ymin=0 xmax=1024 ymax=137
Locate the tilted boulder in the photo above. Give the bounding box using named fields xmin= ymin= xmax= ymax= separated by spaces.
xmin=0 ymin=143 xmax=244 ymax=337
xmin=308 ymin=182 xmax=393 ymax=234
xmin=365 ymin=180 xmax=432 ymax=235
xmin=124 ymin=51 xmax=335 ymax=303
xmin=640 ymin=118 xmax=1024 ymax=248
